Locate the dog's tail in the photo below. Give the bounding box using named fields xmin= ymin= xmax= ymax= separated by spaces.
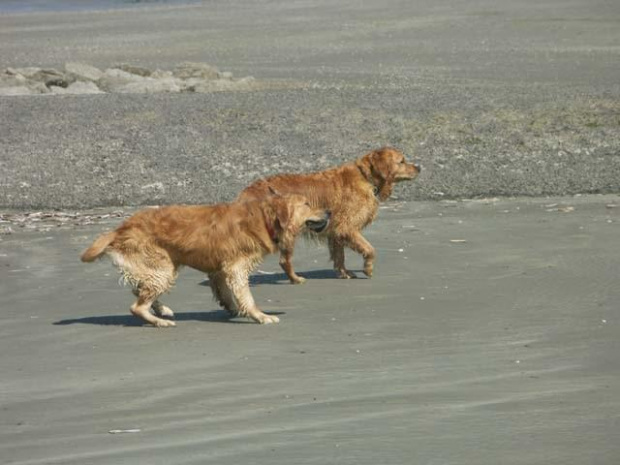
xmin=80 ymin=231 xmax=116 ymax=263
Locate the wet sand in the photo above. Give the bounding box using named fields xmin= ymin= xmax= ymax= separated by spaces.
xmin=1 ymin=1 xmax=620 ymax=463
xmin=1 ymin=196 xmax=619 ymax=464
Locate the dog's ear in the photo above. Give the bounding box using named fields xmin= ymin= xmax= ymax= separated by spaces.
xmin=273 ymin=197 xmax=291 ymax=232
xmin=356 ymin=152 xmax=373 ymax=181
xmin=369 ymin=148 xmax=391 ymax=179
xmin=368 ymin=148 xmax=396 ymax=201
xmin=268 ymin=185 xmax=282 ymax=197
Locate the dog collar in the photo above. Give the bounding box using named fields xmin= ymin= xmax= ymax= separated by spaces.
xmin=357 ymin=163 xmax=380 ymax=198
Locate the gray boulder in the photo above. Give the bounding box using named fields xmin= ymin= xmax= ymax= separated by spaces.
xmin=0 ymin=86 xmax=34 ymax=96
xmin=112 ymin=64 xmax=152 ymax=77
xmin=51 ymin=81 xmax=104 ymax=95
xmin=116 ymin=78 xmax=181 ymax=94
xmin=0 ymin=72 xmax=28 ymax=88
xmin=65 ymin=62 xmax=103 ymax=82
xmin=8 ymin=67 xmax=71 ymax=88
xmin=97 ymin=68 xmax=145 ymax=92
xmin=173 ymin=62 xmax=220 ymax=80
xmin=6 ymin=67 xmax=42 ymax=79
xmin=191 ymin=76 xmax=256 ymax=93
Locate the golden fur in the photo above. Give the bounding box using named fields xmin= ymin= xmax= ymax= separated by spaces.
xmin=81 ymin=194 xmax=329 ymax=326
xmin=238 ymin=147 xmax=420 ymax=283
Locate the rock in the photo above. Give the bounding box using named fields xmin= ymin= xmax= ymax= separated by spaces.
xmin=30 ymin=68 xmax=71 ymax=88
xmin=1 ymin=70 xmax=51 ymax=93
xmin=0 ymin=72 xmax=27 ymax=87
xmin=150 ymin=69 xmax=174 ymax=79
xmin=111 ymin=64 xmax=152 ymax=77
xmin=2 ymin=63 xmax=258 ymax=95
xmin=179 ymin=77 xmax=204 ymax=92
xmin=67 ymin=81 xmax=105 ymax=94
xmin=8 ymin=67 xmax=70 ymax=88
xmin=97 ymin=68 xmax=145 ymax=92
xmin=116 ymin=78 xmax=181 ymax=94
xmin=49 ymin=86 xmax=67 ymax=94
xmin=7 ymin=67 xmax=42 ymax=79
xmin=51 ymin=81 xmax=104 ymax=95
xmin=191 ymin=76 xmax=256 ymax=93
xmin=173 ymin=62 xmax=220 ymax=80
xmin=29 ymin=82 xmax=50 ymax=94
xmin=0 ymin=86 xmax=34 ymax=96
xmin=41 ymin=74 xmax=71 ymax=88
xmin=237 ymin=76 xmax=256 ymax=86
xmin=65 ymin=62 xmax=103 ymax=82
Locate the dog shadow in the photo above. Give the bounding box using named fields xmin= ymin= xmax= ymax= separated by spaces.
xmin=56 ymin=268 xmax=358 ymax=327
xmin=54 ymin=310 xmax=285 ymax=327
xmin=198 ymin=269 xmax=364 ymax=286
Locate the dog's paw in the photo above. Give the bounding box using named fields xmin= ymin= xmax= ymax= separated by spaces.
xmin=157 ymin=305 xmax=175 ymax=318
xmin=154 ymin=319 xmax=176 ymax=328
xmin=337 ymin=269 xmax=356 ymax=279
xmin=363 ymin=266 xmax=373 ymax=278
xmin=260 ymin=314 xmax=280 ymax=324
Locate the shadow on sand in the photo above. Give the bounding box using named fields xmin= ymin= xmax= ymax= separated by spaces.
xmin=54 ymin=310 xmax=285 ymax=327
xmin=197 ymin=268 xmax=364 ymax=286
xmin=54 ymin=269 xmax=351 ymax=327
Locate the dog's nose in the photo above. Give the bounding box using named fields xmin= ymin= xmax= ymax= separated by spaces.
xmin=414 ymin=163 xmax=421 ymax=172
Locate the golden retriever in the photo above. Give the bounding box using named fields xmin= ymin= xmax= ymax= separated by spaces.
xmin=80 ymin=194 xmax=329 ymax=326
xmin=238 ymin=147 xmax=420 ymax=283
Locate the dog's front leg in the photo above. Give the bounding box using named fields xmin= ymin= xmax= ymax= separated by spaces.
xmin=279 ymin=248 xmax=306 ymax=284
xmin=224 ymin=262 xmax=280 ymax=324
xmin=344 ymin=231 xmax=376 ymax=278
xmin=208 ymin=271 xmax=239 ymax=315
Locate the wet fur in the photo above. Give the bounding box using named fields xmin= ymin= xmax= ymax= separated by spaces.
xmin=81 ymin=195 xmax=327 ymax=326
xmin=238 ymin=147 xmax=420 ymax=283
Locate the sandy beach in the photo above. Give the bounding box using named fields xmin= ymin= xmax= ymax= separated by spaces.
xmin=1 ymin=196 xmax=620 ymax=464
xmin=1 ymin=1 xmax=620 ymax=463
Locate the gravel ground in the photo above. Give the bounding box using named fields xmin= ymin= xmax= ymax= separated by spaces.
xmin=1 ymin=0 xmax=619 ymax=208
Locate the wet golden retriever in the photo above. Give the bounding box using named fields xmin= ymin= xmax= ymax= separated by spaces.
xmin=238 ymin=147 xmax=420 ymax=283
xmin=81 ymin=194 xmax=329 ymax=326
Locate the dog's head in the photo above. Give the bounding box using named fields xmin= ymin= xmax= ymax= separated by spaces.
xmin=357 ymin=147 xmax=421 ymax=201
xmin=267 ymin=190 xmax=330 ymax=245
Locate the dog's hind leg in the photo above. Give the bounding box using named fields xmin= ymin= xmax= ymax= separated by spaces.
xmin=131 ymin=286 xmax=176 ymax=327
xmin=125 ymin=260 xmax=177 ymax=327
xmin=224 ymin=261 xmax=279 ymax=324
xmin=131 ymin=288 xmax=175 ymax=319
xmin=152 ymin=300 xmax=175 ymax=319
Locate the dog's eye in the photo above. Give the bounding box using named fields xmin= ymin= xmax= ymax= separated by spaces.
xmin=305 ymin=202 xmax=311 ymax=207
xmin=400 ymin=159 xmax=406 ymax=164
